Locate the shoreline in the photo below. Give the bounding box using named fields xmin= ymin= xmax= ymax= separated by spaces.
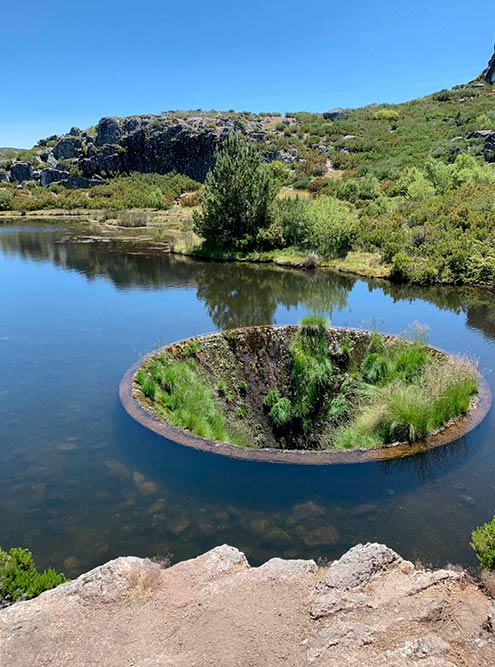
xmin=2 ymin=211 xmax=495 ymax=290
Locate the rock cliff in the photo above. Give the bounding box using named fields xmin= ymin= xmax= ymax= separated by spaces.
xmin=0 ymin=112 xmax=300 ymax=189
xmin=1 ymin=543 xmax=494 ymax=666
xmin=483 ymin=44 xmax=495 ymax=83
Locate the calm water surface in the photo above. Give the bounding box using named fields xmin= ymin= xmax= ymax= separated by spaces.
xmin=1 ymin=222 xmax=494 ymax=576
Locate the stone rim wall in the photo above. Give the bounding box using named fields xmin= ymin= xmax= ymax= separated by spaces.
xmin=119 ymin=326 xmax=492 ymax=465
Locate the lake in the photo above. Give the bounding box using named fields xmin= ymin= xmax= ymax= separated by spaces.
xmin=0 ymin=221 xmax=494 ymax=577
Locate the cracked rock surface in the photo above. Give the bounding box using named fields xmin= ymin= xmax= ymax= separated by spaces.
xmin=1 ymin=543 xmax=494 ymax=666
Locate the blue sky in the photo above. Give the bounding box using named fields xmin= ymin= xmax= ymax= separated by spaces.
xmin=3 ymin=0 xmax=494 ymax=147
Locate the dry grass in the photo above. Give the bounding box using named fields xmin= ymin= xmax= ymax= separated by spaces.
xmin=125 ymin=569 xmax=161 ymax=605
xmin=325 ymin=251 xmax=391 ymax=278
xmin=480 ymin=569 xmax=495 ymax=598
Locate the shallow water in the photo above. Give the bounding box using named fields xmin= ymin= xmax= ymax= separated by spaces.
xmin=1 ymin=221 xmax=494 ymax=576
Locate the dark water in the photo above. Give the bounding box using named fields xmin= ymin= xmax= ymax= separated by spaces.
xmin=1 ymin=222 xmax=495 ymax=577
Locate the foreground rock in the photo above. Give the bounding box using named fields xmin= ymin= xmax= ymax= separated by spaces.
xmin=0 ymin=543 xmax=493 ymax=666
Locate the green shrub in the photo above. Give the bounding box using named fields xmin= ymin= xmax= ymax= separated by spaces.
xmin=471 ymin=514 xmax=495 ymax=570
xmin=361 ymin=352 xmax=392 ymax=385
xmin=0 ymin=546 xmax=67 ymax=604
xmin=0 ymin=188 xmax=13 ymax=211
xmin=373 ymin=109 xmax=399 ymax=121
xmin=263 ymin=388 xmax=281 ymax=410
xmin=271 ymin=196 xmax=311 ymax=248
xmin=193 ymin=134 xmax=277 ymax=250
xmin=307 ymin=196 xmax=357 ymax=258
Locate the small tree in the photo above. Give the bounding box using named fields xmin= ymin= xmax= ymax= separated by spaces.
xmin=193 ymin=134 xmax=277 ymax=250
xmin=308 ymin=196 xmax=357 ymax=258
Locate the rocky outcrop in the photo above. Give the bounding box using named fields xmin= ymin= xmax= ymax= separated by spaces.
xmin=0 ymin=112 xmax=303 ymax=188
xmin=482 ymin=44 xmax=495 ymax=83
xmin=10 ymin=161 xmax=32 ymax=183
xmin=323 ymin=109 xmax=347 ymax=121
xmin=1 ymin=543 xmax=494 ymax=666
xmin=467 ymin=129 xmax=495 ymax=162
xmin=40 ymin=167 xmax=70 ymax=187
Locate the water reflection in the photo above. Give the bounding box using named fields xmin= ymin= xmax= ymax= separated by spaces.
xmin=196 ymin=262 xmax=353 ymax=328
xmin=0 ymin=221 xmax=494 ymax=576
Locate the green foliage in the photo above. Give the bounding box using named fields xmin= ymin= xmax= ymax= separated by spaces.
xmin=136 ymin=354 xmax=245 ymax=444
xmin=263 ymin=388 xmax=281 ymax=410
xmin=269 ymin=397 xmax=293 ymax=429
xmin=373 ymin=109 xmax=399 ymax=121
xmin=471 ymin=514 xmax=495 ymax=570
xmin=6 ymin=172 xmax=199 ymax=212
xmin=217 ymin=379 xmax=233 ymax=401
xmin=307 ymin=197 xmax=357 ymax=258
xmin=290 ymin=316 xmax=332 ymax=420
xmin=394 ymin=342 xmax=429 ymax=382
xmin=0 ymin=546 xmax=67 ymax=604
xmin=193 ymin=134 xmax=277 ymax=250
xmin=271 ymin=196 xmax=311 ymax=248
xmin=179 ymin=340 xmax=200 ymax=358
xmin=0 ymin=188 xmax=14 ymax=211
xmin=239 ymin=380 xmax=248 ymax=396
xmin=336 ymin=356 xmax=478 ymax=447
xmin=361 ymin=352 xmax=392 ymax=385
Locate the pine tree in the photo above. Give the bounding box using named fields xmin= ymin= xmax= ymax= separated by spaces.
xmin=193 ymin=134 xmax=277 ymax=250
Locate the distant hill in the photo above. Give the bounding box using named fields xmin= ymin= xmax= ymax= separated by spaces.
xmin=0 ymin=42 xmax=494 ymax=189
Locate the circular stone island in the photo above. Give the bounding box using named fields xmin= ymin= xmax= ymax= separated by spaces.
xmin=120 ymin=320 xmax=491 ymax=464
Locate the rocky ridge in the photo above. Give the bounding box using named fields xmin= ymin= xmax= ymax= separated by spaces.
xmin=0 ymin=112 xmax=302 ymax=189
xmin=0 ymin=542 xmax=494 ymax=666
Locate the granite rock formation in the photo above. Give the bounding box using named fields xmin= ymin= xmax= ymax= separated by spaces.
xmin=1 ymin=542 xmax=494 ymax=666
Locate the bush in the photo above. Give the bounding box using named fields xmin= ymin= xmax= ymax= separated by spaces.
xmin=471 ymin=514 xmax=495 ymax=570
xmin=0 ymin=188 xmax=13 ymax=211
xmin=307 ymin=196 xmax=357 ymax=258
xmin=193 ymin=134 xmax=277 ymax=250
xmin=271 ymin=196 xmax=311 ymax=248
xmin=0 ymin=546 xmax=67 ymax=605
xmin=373 ymin=109 xmax=399 ymax=121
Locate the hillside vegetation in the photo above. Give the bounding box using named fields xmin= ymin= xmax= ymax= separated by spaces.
xmin=2 ymin=79 xmax=495 ymax=285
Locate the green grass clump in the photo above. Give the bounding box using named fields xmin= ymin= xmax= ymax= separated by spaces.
xmin=136 ymin=354 xmax=245 ymax=444
xmin=263 ymin=388 xmax=281 ymax=410
xmin=361 ymin=352 xmax=392 ymax=385
xmin=269 ymin=397 xmax=293 ymax=429
xmin=335 ymin=356 xmax=478 ymax=448
xmin=394 ymin=342 xmax=429 ymax=382
xmin=0 ymin=547 xmax=67 ymax=605
xmin=179 ymin=340 xmax=200 ymax=358
xmin=290 ymin=316 xmax=332 ymax=420
xmin=471 ymin=513 xmax=495 ymax=570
